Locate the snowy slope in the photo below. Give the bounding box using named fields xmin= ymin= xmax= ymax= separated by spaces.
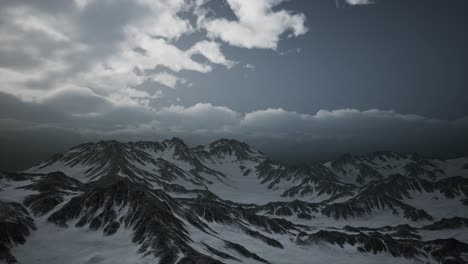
xmin=1 ymin=138 xmax=468 ymax=264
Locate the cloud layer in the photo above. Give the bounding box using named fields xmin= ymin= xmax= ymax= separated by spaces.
xmin=1 ymin=0 xmax=466 ymax=168
xmin=2 ymin=91 xmax=467 ymax=162
xmin=0 ymin=0 xmax=307 ymax=114
xmin=198 ymin=0 xmax=307 ymax=49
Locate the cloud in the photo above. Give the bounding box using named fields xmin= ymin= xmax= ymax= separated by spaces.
xmin=123 ymin=0 xmax=194 ymax=40
xmin=188 ymin=41 xmax=236 ymax=68
xmin=198 ymin=0 xmax=307 ymax=49
xmin=2 ymin=87 xmax=465 ymax=150
xmin=150 ymin=72 xmax=186 ymax=89
xmin=68 ymin=2 xmax=234 ymax=109
xmin=55 ymin=102 xmax=466 ymax=151
xmin=344 ymin=0 xmax=374 ymax=5
xmin=156 ymin=103 xmax=240 ymax=131
xmin=7 ymin=0 xmax=462 ymax=164
xmin=278 ymin=48 xmax=301 ymax=56
xmin=244 ymin=64 xmax=255 ymax=71
xmin=239 ymin=108 xmax=445 ymax=142
xmin=0 ymin=0 xmax=276 ymax=112
xmin=5 ymin=5 xmax=72 ymax=42
xmin=0 ymin=92 xmax=68 ymax=123
xmin=148 ymin=105 xmax=467 ymax=160
xmin=37 ymin=86 xmax=114 ymax=115
xmin=1 ymin=89 xmax=467 ymax=162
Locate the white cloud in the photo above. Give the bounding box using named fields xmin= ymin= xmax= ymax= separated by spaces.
xmin=126 ymin=0 xmax=194 ymax=40
xmin=150 ymin=72 xmax=186 ymax=89
xmin=244 ymin=64 xmax=255 ymax=71
xmin=73 ymin=36 xmax=233 ymax=108
xmin=37 ymin=86 xmax=113 ymax=115
xmin=108 ymin=88 xmax=163 ymax=109
xmin=156 ymin=103 xmax=240 ymax=131
xmin=3 ymin=87 xmax=465 ymax=157
xmin=1 ymin=1 xmax=465 ymax=159
xmin=46 ymin=102 xmax=465 ymax=157
xmin=198 ymin=0 xmax=308 ymax=49
xmin=0 ymin=0 xmax=374 ymax=124
xmin=345 ymin=0 xmax=374 ymax=5
xmin=0 ymin=5 xmax=86 ymax=101
xmin=188 ymin=41 xmax=236 ymax=68
xmin=0 ymin=0 xmax=239 ymax=112
xmin=7 ymin=6 xmax=72 ymax=42
xmin=74 ymin=0 xmax=94 ymax=10
xmin=66 ymin=102 xmax=456 ymax=141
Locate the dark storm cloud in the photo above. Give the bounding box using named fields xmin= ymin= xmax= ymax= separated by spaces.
xmin=0 ymin=92 xmax=68 ymax=123
xmin=1 ymin=94 xmax=467 ymax=169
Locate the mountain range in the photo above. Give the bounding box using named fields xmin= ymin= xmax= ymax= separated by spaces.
xmin=1 ymin=138 xmax=468 ymax=264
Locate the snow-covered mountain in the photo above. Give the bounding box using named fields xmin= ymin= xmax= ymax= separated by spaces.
xmin=1 ymin=138 xmax=468 ymax=264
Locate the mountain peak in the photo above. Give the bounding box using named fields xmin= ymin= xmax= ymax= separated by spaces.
xmin=162 ymin=137 xmax=189 ymax=150
xmin=208 ymin=138 xmax=263 ymax=161
xmin=209 ymin=138 xmax=249 ymax=148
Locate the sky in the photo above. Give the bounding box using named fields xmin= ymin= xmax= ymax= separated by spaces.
xmin=1 ymin=0 xmax=468 ymax=171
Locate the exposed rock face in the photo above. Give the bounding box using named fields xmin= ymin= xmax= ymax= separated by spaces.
xmin=0 ymin=201 xmax=35 ymax=263
xmin=46 ymin=176 xmax=210 ymax=262
xmin=22 ymin=171 xmax=83 ymax=216
xmin=322 ymin=174 xmax=468 ymax=221
xmin=298 ymin=230 xmax=468 ymax=263
xmin=251 ymin=200 xmax=320 ymax=220
xmin=422 ymin=217 xmax=468 ymax=230
xmin=328 ymin=151 xmax=448 ymax=184
xmin=1 ymin=138 xmax=468 ymax=263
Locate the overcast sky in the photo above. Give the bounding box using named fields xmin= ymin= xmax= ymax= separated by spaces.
xmin=1 ymin=0 xmax=468 ymax=171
